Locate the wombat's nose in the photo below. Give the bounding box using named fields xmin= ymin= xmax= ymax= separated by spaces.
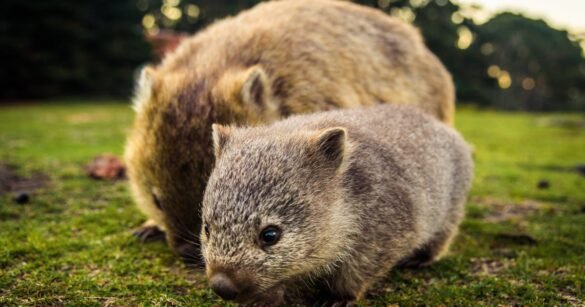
xmin=210 ymin=273 xmax=240 ymax=300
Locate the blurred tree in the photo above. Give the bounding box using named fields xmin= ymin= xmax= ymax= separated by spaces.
xmin=1 ymin=0 xmax=584 ymax=110
xmin=0 ymin=0 xmax=151 ymax=99
xmin=470 ymin=13 xmax=585 ymax=111
xmin=137 ymin=0 xmax=262 ymax=33
xmin=355 ymin=0 xmax=585 ymax=110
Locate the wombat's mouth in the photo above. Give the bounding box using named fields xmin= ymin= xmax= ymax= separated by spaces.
xmin=208 ymin=266 xmax=285 ymax=304
xmin=233 ymin=285 xmax=285 ymax=305
xmin=227 ymin=285 xmax=261 ymax=304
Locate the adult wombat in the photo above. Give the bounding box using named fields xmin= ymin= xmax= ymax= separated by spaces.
xmin=202 ymin=105 xmax=473 ymax=305
xmin=125 ymin=0 xmax=454 ymax=262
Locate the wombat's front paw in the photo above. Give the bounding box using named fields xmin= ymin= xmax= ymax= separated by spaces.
xmin=331 ymin=300 xmax=356 ymax=307
xmin=311 ymin=298 xmax=356 ymax=307
xmin=237 ymin=286 xmax=285 ymax=307
xmin=132 ymin=222 xmax=166 ymax=243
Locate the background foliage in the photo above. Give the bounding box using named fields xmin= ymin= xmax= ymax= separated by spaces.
xmin=0 ymin=0 xmax=151 ymax=99
xmin=1 ymin=0 xmax=584 ymax=110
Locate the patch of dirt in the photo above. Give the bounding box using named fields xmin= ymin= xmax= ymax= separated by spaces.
xmin=472 ymin=197 xmax=550 ymax=223
xmin=560 ymin=293 xmax=583 ymax=306
xmin=86 ymin=154 xmax=126 ymax=181
xmin=88 ymin=297 xmax=120 ymax=307
xmin=0 ymin=163 xmax=50 ymax=196
xmin=539 ymin=266 xmax=575 ymax=278
xmin=469 ymin=257 xmax=516 ymax=276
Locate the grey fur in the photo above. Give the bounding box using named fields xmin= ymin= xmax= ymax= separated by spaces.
xmin=201 ymin=105 xmax=474 ymax=304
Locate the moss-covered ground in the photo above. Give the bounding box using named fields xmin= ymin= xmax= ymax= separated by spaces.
xmin=0 ymin=101 xmax=583 ymax=305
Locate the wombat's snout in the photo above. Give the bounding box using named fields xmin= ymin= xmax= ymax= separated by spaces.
xmin=209 ymin=273 xmax=240 ymax=300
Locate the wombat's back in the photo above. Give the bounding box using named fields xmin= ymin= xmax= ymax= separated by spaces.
xmin=267 ymin=105 xmax=472 ymax=246
xmin=165 ymin=0 xmax=454 ymax=123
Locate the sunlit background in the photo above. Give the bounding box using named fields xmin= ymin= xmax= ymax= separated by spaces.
xmin=457 ymin=0 xmax=585 ymax=33
xmin=2 ymin=2 xmax=584 ymax=306
xmin=1 ymin=0 xmax=584 ymax=111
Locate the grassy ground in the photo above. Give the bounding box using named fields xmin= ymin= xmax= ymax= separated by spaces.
xmin=0 ymin=101 xmax=583 ymax=305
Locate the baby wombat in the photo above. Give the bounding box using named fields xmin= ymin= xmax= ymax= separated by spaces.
xmin=126 ymin=0 xmax=455 ymax=262
xmin=201 ymin=105 xmax=473 ymax=305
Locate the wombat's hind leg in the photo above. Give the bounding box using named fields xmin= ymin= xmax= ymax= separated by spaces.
xmin=133 ymin=219 xmax=166 ymax=243
xmin=397 ymin=229 xmax=456 ymax=268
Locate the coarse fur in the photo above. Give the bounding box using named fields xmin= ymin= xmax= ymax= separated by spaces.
xmin=125 ymin=0 xmax=455 ymax=261
xmin=201 ymin=105 xmax=473 ymax=305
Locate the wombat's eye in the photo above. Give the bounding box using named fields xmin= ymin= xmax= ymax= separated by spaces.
xmin=259 ymin=226 xmax=281 ymax=247
xmin=152 ymin=193 xmax=162 ymax=210
xmin=204 ymin=223 xmax=210 ymax=238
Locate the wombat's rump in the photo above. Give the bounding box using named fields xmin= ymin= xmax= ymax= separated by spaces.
xmin=125 ymin=0 xmax=455 ymax=262
xmin=201 ymin=105 xmax=473 ymax=304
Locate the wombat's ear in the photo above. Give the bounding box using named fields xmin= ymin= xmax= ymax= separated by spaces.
xmin=239 ymin=66 xmax=273 ymax=110
xmin=133 ymin=65 xmax=157 ymax=113
xmin=313 ymin=127 xmax=347 ymax=171
xmin=211 ymin=124 xmax=232 ymax=158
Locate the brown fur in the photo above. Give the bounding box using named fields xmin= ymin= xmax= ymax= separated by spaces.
xmin=201 ymin=105 xmax=473 ymax=305
xmin=125 ymin=0 xmax=455 ymax=260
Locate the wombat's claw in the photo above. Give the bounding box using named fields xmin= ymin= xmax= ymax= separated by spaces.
xmin=133 ymin=225 xmax=166 ymax=243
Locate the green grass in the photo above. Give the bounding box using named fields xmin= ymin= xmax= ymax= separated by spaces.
xmin=0 ymin=101 xmax=583 ymax=305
